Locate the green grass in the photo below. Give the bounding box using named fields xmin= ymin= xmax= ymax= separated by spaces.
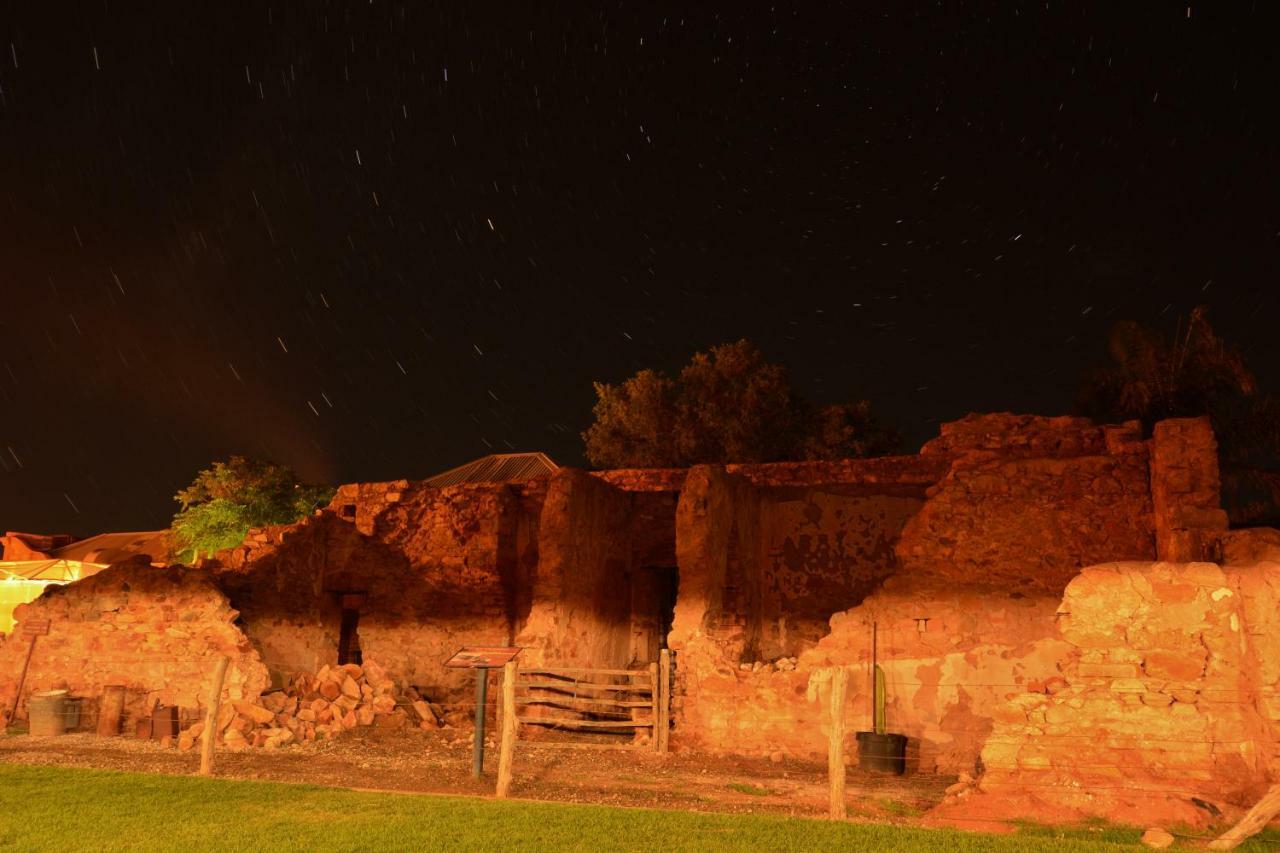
xmin=1011 ymin=818 xmax=1144 ymax=846
xmin=877 ymin=798 xmax=925 ymax=818
xmin=0 ymin=763 xmax=1253 ymax=852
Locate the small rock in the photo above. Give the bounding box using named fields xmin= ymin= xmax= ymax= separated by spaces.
xmin=769 ymin=751 xmax=784 ymax=764
xmin=1140 ymin=827 xmax=1174 ymax=849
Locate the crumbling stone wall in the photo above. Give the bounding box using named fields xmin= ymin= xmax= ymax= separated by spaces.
xmin=897 ymin=415 xmax=1156 ymax=592
xmin=218 ymin=479 xmax=546 ymax=704
xmin=1150 ymin=417 xmax=1228 ymax=562
xmin=670 ymin=466 xmax=764 ymax=663
xmin=517 ymin=470 xmax=636 ymax=668
xmin=674 ymin=578 xmax=1065 ymax=772
xmin=0 ymin=559 xmax=267 ymax=722
xmin=672 ymin=468 xmax=928 ymax=665
xmin=761 ymin=486 xmax=922 ymax=657
xmin=937 ymin=560 xmax=1280 ymax=828
xmin=327 ymin=479 xmax=411 ymax=536
xmin=669 ymin=414 xmax=1176 ymax=758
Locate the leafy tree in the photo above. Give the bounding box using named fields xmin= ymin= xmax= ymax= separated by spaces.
xmin=798 ymin=399 xmax=902 ymax=462
xmin=583 ymin=340 xmax=898 ymax=468
xmin=583 ymin=369 xmax=680 ymax=469
xmin=674 ymin=340 xmax=800 ymax=465
xmin=170 ymin=456 xmax=334 ymax=563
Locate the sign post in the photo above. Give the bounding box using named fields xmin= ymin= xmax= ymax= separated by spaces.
xmin=444 ymin=646 xmax=521 ymax=778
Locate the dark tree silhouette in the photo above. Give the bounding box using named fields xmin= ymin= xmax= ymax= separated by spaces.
xmin=1078 ymin=306 xmax=1280 ymax=525
xmin=583 ymin=340 xmax=898 ymax=468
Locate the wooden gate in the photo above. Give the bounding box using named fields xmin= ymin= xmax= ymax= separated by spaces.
xmin=495 ymin=650 xmax=672 ymax=796
xmin=499 ymin=650 xmax=675 ymax=753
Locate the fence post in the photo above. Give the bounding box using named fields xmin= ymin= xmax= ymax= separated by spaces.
xmin=495 ymin=661 xmax=518 ymax=798
xmin=658 ymin=648 xmax=671 ymax=754
xmin=199 ymin=656 xmax=230 ymax=777
xmin=828 ymin=666 xmax=848 ymax=820
xmin=648 ymin=662 xmax=660 ymax=751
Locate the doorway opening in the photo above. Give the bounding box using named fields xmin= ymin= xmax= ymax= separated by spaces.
xmin=630 ymin=567 xmax=679 ymax=665
xmin=336 ymin=592 xmax=366 ymax=666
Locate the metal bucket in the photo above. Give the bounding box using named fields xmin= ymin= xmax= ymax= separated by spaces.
xmin=855 ymin=730 xmax=908 ymax=775
xmin=28 ymin=689 xmax=69 ymax=737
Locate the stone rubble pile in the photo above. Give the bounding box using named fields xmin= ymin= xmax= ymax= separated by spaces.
xmin=177 ymin=660 xmax=445 ymax=751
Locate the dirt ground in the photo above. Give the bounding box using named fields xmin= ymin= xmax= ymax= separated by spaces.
xmin=0 ymin=726 xmax=954 ymax=824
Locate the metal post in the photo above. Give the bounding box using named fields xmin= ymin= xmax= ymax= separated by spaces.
xmin=870 ymin=621 xmax=878 ymax=731
xmin=473 ymin=667 xmax=489 ymax=778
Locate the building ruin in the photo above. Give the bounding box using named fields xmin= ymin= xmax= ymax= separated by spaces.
xmin=4 ymin=412 xmax=1279 ymax=825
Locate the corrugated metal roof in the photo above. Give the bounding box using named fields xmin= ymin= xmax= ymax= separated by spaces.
xmin=49 ymin=531 xmax=167 ymax=564
xmin=424 ymin=452 xmax=559 ymax=488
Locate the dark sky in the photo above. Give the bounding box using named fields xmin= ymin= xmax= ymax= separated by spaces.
xmin=2 ymin=3 xmax=1278 ymax=535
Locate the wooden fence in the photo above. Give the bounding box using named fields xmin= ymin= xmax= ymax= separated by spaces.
xmin=496 ymin=649 xmax=672 ymax=796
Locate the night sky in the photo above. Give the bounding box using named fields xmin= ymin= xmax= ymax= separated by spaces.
xmin=2 ymin=4 xmax=1277 ymax=535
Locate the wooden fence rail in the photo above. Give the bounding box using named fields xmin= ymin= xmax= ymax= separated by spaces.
xmin=494 ymin=652 xmax=673 ymax=798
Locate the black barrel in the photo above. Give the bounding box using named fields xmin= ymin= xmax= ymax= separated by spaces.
xmin=856 ymin=731 xmax=907 ymax=774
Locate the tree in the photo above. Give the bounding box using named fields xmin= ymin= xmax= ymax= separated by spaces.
xmin=1078 ymin=306 xmax=1277 ymax=466
xmin=583 ymin=340 xmax=898 ymax=468
xmin=1078 ymin=306 xmax=1280 ymax=526
xmin=798 ymin=399 xmax=902 ymax=462
xmin=170 ymin=456 xmax=334 ymax=563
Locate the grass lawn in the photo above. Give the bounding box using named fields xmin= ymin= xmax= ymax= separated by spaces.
xmin=0 ymin=764 xmax=1275 ymax=852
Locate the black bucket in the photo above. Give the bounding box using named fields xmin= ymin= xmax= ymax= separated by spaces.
xmin=856 ymin=731 xmax=907 ymax=774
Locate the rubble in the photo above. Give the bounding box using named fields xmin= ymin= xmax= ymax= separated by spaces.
xmin=176 ymin=660 xmax=445 ymax=751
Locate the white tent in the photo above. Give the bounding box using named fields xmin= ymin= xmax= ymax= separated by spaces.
xmin=0 ymin=559 xmax=106 ymax=633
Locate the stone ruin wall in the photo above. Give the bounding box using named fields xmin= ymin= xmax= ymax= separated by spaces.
xmin=675 ymin=579 xmax=1067 ymax=772
xmin=516 ymin=469 xmax=681 ymax=670
xmin=933 ymin=560 xmax=1280 ymax=828
xmin=1150 ymin=417 xmax=1230 ymax=562
xmin=899 ymin=414 xmax=1156 ymax=591
xmin=0 ymin=410 xmax=1249 ymax=797
xmin=667 ymin=414 xmax=1177 ymax=769
xmin=760 ymin=485 xmax=924 ymax=657
xmin=216 ymin=478 xmax=547 ymax=705
xmin=0 ymin=560 xmax=268 ymax=724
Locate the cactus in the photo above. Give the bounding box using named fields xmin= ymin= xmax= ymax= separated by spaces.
xmin=873 ymin=663 xmax=887 ymax=735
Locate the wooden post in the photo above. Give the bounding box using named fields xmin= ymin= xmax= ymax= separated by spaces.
xmin=1209 ymin=783 xmax=1280 ymax=850
xmin=495 ymin=661 xmax=518 ymax=798
xmin=199 ymin=656 xmax=230 ymax=776
xmin=4 ymin=636 xmax=40 ymax=726
xmin=658 ymin=648 xmax=671 ymax=754
xmin=828 ymin=666 xmax=849 ymax=820
xmin=648 ymin=662 xmax=660 ymax=752
xmin=473 ymin=668 xmax=489 ymax=778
